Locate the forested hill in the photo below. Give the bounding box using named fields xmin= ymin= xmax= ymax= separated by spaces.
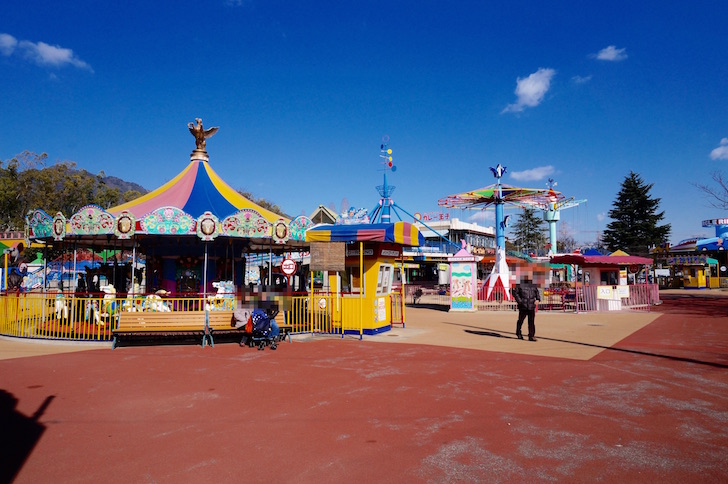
xmin=102 ymin=175 xmax=148 ymax=196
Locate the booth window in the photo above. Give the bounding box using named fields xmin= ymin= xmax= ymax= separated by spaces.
xmin=376 ymin=264 xmax=393 ymax=295
xmin=347 ymin=267 xmax=363 ymax=295
xmin=601 ymin=270 xmax=618 ymax=285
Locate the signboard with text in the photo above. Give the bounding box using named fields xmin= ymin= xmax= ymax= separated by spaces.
xmin=310 ymin=242 xmax=346 ymax=272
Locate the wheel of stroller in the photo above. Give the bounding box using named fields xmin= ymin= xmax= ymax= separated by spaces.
xmin=258 ymin=342 xmax=265 ymax=350
xmin=270 ymin=343 xmax=277 ymax=350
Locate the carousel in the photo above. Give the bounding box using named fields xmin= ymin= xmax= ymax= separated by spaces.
xmin=2 ymin=119 xmax=314 ymax=342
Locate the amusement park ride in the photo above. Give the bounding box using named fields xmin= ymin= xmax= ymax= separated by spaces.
xmin=338 ymin=138 xmax=587 ymax=301
xmin=368 ymin=136 xmax=397 ymax=224
xmin=367 ymin=137 xmax=460 ymax=250
xmin=438 ymin=167 xmax=585 ymax=300
xmin=537 ymin=178 xmax=587 ymax=255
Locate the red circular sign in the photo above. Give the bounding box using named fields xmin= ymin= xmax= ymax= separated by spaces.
xmin=281 ymin=259 xmax=297 ymax=276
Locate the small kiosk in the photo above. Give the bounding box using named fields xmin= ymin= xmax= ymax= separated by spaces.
xmin=306 ymin=221 xmax=424 ymax=335
xmin=668 ymin=254 xmax=719 ymax=289
xmin=550 ymin=251 xmax=654 ymax=311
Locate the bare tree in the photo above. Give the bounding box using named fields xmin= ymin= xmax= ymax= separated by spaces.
xmin=694 ymin=171 xmax=728 ymax=209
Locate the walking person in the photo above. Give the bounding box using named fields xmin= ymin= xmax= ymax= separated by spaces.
xmin=513 ymin=277 xmax=540 ymax=341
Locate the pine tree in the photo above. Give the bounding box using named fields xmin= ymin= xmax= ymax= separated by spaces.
xmin=603 ymin=171 xmax=670 ymax=256
xmin=511 ymin=206 xmax=547 ymax=255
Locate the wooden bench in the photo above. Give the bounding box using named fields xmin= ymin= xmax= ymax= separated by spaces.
xmin=112 ymin=310 xmax=235 ymax=349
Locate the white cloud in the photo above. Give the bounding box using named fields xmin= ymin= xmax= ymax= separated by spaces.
xmin=0 ymin=33 xmax=18 ymax=56
xmin=509 ymin=165 xmax=555 ymax=182
xmin=501 ymin=68 xmax=556 ymax=114
xmin=572 ymin=75 xmax=592 ymax=84
xmin=594 ymin=45 xmax=628 ymax=61
xmin=710 ymin=138 xmax=728 ymax=160
xmin=597 ymin=212 xmax=606 ymax=222
xmin=0 ymin=33 xmax=92 ymax=72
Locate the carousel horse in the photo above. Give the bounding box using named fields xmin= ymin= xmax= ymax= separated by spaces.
xmin=143 ymin=294 xmax=170 ymax=312
xmin=85 ymin=300 xmax=101 ymax=326
xmin=54 ymin=292 xmax=69 ymax=323
xmin=206 ymin=280 xmax=235 ymax=311
xmin=6 ymin=270 xmax=24 ymax=291
xmin=122 ymin=296 xmax=144 ymax=312
xmin=100 ymin=285 xmax=118 ymax=324
xmin=5 ymin=243 xmax=28 ymax=292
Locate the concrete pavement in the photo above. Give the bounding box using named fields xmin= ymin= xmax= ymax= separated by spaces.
xmin=1 ymin=292 xmax=727 ymax=483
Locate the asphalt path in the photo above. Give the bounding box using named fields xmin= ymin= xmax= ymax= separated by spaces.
xmin=1 ymin=293 xmax=727 ymax=483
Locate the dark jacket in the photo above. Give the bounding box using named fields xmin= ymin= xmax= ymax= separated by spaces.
xmin=513 ymin=282 xmax=540 ymax=311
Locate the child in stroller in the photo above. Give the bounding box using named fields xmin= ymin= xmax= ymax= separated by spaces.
xmin=232 ymin=306 xmax=281 ymax=350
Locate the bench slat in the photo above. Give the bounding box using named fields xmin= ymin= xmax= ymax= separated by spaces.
xmin=110 ymin=310 xmax=292 ymax=349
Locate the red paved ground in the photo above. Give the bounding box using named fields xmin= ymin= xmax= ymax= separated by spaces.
xmin=2 ymin=295 xmax=727 ymax=483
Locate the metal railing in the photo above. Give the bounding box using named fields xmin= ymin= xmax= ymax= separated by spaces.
xmin=404 ymin=284 xmax=451 ymax=306
xmin=404 ymin=282 xmax=660 ymax=313
xmin=0 ymin=290 xmax=385 ymax=342
xmin=280 ymin=293 xmax=389 ymax=337
xmin=1 ymin=282 xmax=660 ymax=343
xmin=391 ymin=292 xmax=404 ymax=326
xmin=0 ymin=292 xmax=236 ymax=342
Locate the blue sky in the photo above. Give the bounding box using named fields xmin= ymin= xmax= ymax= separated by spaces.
xmin=2 ymin=1 xmax=727 ymax=246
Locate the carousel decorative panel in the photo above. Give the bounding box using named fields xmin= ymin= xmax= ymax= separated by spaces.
xmin=221 ymin=209 xmax=270 ymax=238
xmin=196 ymin=211 xmax=220 ymax=241
xmin=69 ymin=205 xmax=115 ymax=235
xmin=289 ymin=215 xmax=314 ymax=241
xmin=140 ymin=206 xmax=196 ymax=235
xmin=272 ymin=218 xmax=290 ymax=244
xmin=27 ymin=209 xmax=54 ymax=239
xmin=114 ymin=210 xmax=136 ymax=239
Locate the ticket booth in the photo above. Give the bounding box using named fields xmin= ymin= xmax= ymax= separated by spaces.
xmin=306 ymin=221 xmax=424 ymax=335
xmin=668 ymin=255 xmax=717 ymax=289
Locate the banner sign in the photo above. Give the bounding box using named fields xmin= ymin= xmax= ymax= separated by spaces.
xmin=668 ymin=255 xmax=708 ymax=265
xmin=310 ymin=242 xmax=346 ymax=271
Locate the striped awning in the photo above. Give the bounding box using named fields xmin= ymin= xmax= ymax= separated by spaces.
xmin=306 ymin=221 xmax=424 ymax=246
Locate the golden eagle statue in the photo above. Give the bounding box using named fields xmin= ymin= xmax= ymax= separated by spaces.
xmin=188 ymin=118 xmax=219 ymax=150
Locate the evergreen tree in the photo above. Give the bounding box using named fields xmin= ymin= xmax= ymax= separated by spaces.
xmin=511 ymin=206 xmax=547 ymax=255
xmin=603 ymin=171 xmax=670 ymax=256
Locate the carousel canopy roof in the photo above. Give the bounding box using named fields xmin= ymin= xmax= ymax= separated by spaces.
xmin=306 ymin=222 xmax=424 ymax=246
xmin=108 ymin=159 xmax=286 ymax=223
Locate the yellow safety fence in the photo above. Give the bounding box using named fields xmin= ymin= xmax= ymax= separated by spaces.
xmin=0 ymin=292 xmax=235 ymax=342
xmin=281 ymin=293 xmax=392 ymax=337
xmin=0 ymin=291 xmax=394 ymax=342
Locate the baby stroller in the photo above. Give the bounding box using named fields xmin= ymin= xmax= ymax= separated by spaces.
xmin=233 ymin=307 xmax=280 ymax=350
